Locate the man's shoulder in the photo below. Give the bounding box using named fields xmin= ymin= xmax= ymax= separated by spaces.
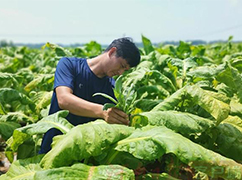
xmin=58 ymin=57 xmax=87 ymax=71
xmin=60 ymin=57 xmax=86 ymax=63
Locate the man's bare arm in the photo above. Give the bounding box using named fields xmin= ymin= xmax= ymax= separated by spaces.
xmin=56 ymin=86 xmax=129 ymax=125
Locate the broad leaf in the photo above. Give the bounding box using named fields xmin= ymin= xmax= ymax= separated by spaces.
xmin=0 ymin=121 xmax=20 ymax=140
xmin=135 ymin=99 xmax=162 ymax=112
xmin=36 ymin=163 xmax=134 ymax=180
xmin=213 ymin=116 xmax=242 ymax=162
xmin=0 ymin=72 xmax=20 ymax=88
xmin=6 ymin=110 xmax=72 ymax=158
xmin=223 ymin=115 xmax=242 ymax=132
xmin=0 ymin=155 xmax=44 ymax=180
xmin=216 ymin=62 xmax=242 ymax=103
xmin=168 ymin=57 xmax=198 ymax=79
xmin=0 ymin=112 xmax=35 ymax=123
xmin=140 ymin=111 xmax=215 ymax=136
xmin=24 ymin=74 xmax=54 ymax=92
xmin=153 ymin=85 xmax=230 ymax=123
xmin=230 ymin=98 xmax=242 ymax=118
xmin=186 ymin=85 xmax=230 ymax=124
xmin=152 ymin=86 xmax=187 ymax=111
xmin=42 ymin=42 xmax=72 ymax=57
xmin=30 ymin=91 xmax=52 ymax=113
xmin=41 ymin=120 xmax=134 ymax=168
xmin=142 ymin=35 xmax=154 ymax=55
xmin=0 ymin=155 xmax=134 ymax=180
xmin=0 ymin=88 xmax=35 ymax=112
xmin=116 ymin=126 xmax=242 ymax=180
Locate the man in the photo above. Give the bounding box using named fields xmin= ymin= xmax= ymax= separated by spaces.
xmin=39 ymin=37 xmax=141 ymax=154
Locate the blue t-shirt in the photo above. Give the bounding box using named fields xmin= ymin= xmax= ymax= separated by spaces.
xmin=49 ymin=57 xmax=115 ymax=125
xmin=39 ymin=57 xmax=115 ymax=154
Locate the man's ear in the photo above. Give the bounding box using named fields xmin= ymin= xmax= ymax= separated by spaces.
xmin=107 ymin=47 xmax=117 ymax=58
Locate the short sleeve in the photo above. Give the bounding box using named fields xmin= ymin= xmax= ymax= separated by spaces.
xmin=54 ymin=57 xmax=75 ymax=90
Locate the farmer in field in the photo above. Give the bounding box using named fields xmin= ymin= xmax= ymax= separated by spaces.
xmin=39 ymin=37 xmax=140 ymax=154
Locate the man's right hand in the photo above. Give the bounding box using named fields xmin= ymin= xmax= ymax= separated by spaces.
xmin=103 ymin=107 xmax=130 ymax=126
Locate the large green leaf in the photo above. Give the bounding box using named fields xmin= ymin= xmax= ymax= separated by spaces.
xmin=154 ymin=53 xmax=171 ymax=68
xmin=30 ymin=91 xmax=53 ymax=113
xmin=230 ymin=98 xmax=242 ymax=118
xmin=147 ymin=70 xmax=176 ymax=93
xmin=140 ymin=111 xmax=215 ymax=136
xmin=6 ymin=110 xmax=72 ymax=158
xmin=123 ymin=68 xmax=149 ymax=88
xmin=0 ymin=112 xmax=35 ymax=123
xmin=177 ymin=41 xmax=192 ymax=58
xmin=204 ymin=90 xmax=230 ymax=104
xmin=0 ymin=88 xmax=35 ymax=112
xmin=116 ymin=126 xmax=242 ymax=180
xmin=36 ymin=163 xmax=134 ymax=180
xmin=141 ymin=35 xmax=154 ymax=55
xmin=42 ymin=42 xmax=72 ymax=57
xmin=0 ymin=121 xmax=20 ymax=140
xmin=223 ymin=115 xmax=242 ymax=132
xmin=24 ymin=74 xmax=54 ymax=92
xmin=135 ymin=99 xmax=162 ymax=112
xmin=168 ymin=57 xmax=198 ymax=79
xmin=230 ymin=58 xmax=242 ymax=72
xmin=151 ymin=86 xmax=187 ymax=111
xmin=94 ymin=75 xmax=137 ymax=114
xmin=96 ymin=148 xmax=143 ymax=170
xmin=84 ymin=41 xmax=102 ymax=57
xmin=186 ymin=63 xmax=223 ymax=80
xmin=153 ymin=85 xmax=230 ymax=123
xmin=186 ymin=85 xmax=230 ymax=123
xmin=0 ymin=155 xmax=134 ymax=180
xmin=124 ymin=68 xmax=175 ymax=95
xmin=137 ymin=85 xmax=169 ymax=99
xmin=0 ymin=155 xmax=44 ymax=180
xmin=216 ymin=83 xmax=234 ymax=98
xmin=136 ymin=60 xmax=153 ymax=70
xmin=40 ymin=120 xmax=134 ymax=168
xmin=0 ymin=72 xmax=20 ymax=88
xmin=216 ymin=62 xmax=242 ymax=103
xmin=213 ymin=116 xmax=242 ymax=162
xmin=139 ymin=52 xmax=170 ymax=70
xmin=17 ymin=138 xmax=38 ymax=160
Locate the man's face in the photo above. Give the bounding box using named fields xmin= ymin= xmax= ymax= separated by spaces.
xmin=106 ymin=55 xmax=130 ymax=77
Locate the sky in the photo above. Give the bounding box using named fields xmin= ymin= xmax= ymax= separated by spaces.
xmin=0 ymin=0 xmax=242 ymax=45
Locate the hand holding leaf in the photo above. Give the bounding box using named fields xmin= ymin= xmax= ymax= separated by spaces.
xmin=93 ymin=76 xmax=137 ymax=125
xmin=102 ymin=107 xmax=129 ymax=125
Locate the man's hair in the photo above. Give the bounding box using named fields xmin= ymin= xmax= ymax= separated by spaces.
xmin=105 ymin=37 xmax=140 ymax=67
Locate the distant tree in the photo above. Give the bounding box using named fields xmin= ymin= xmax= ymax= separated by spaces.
xmin=0 ymin=40 xmax=14 ymax=47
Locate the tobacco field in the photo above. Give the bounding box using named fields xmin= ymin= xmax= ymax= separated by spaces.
xmin=0 ymin=36 xmax=242 ymax=179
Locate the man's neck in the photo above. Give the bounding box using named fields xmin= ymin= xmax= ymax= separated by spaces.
xmin=87 ymin=54 xmax=106 ymax=78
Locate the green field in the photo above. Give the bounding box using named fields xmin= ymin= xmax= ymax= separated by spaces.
xmin=0 ymin=36 xmax=242 ymax=179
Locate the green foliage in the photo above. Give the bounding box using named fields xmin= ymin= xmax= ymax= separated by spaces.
xmin=93 ymin=76 xmax=138 ymax=115
xmin=140 ymin=111 xmax=215 ymax=136
xmin=0 ymin=155 xmax=135 ymax=180
xmin=0 ymin=121 xmax=20 ymax=140
xmin=1 ymin=36 xmax=242 ymax=179
xmin=5 ymin=110 xmax=72 ymax=161
xmin=40 ymin=120 xmax=133 ymax=168
xmin=116 ymin=126 xmax=242 ymax=180
xmin=142 ymin=35 xmax=155 ymax=55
